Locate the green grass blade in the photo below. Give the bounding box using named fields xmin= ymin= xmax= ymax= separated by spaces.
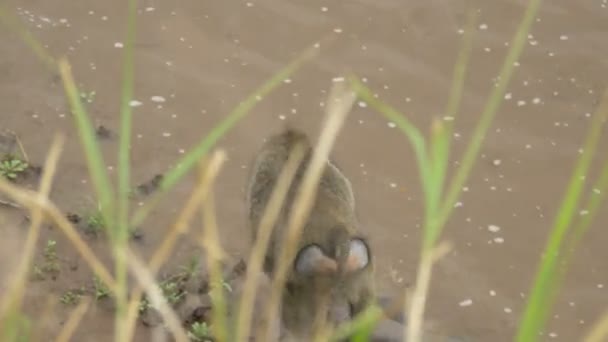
xmin=330 ymin=305 xmax=384 ymax=342
xmin=563 ymin=156 xmax=608 ymax=272
xmin=130 ymin=39 xmax=326 ymax=227
xmin=114 ymin=0 xmax=138 ymax=340
xmin=426 ymin=11 xmax=477 ymax=243
xmin=0 ymin=6 xmax=56 ymax=71
xmin=516 ymin=92 xmax=608 ymax=342
xmin=348 ymin=76 xmax=433 ymax=206
xmin=58 ymin=59 xmax=116 ymax=235
xmin=437 ymin=0 xmax=544 ymax=231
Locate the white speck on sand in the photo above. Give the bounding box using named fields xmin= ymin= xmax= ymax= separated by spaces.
xmin=129 ymin=100 xmax=142 ymax=107
xmin=162 ymin=132 xmax=171 ymax=138
xmin=479 ymin=23 xmax=488 ymax=30
xmin=321 ymin=6 xmax=328 ymax=12
xmin=114 ymin=42 xmax=124 ymax=48
xmin=389 ymin=183 xmax=397 ymax=188
xmin=598 ymin=284 xmax=605 ymax=289
xmin=532 ymin=97 xmax=542 ymax=104
xmin=332 ymin=76 xmax=345 ymax=83
xmin=494 ymin=237 xmax=505 ymax=244
xmin=517 ymin=100 xmax=526 ymax=106
xmin=459 ymin=299 xmax=473 ymax=307
xmin=504 ymin=93 xmax=512 ymax=100
xmin=145 ymin=7 xmax=155 ymax=12
xmin=504 ymin=307 xmax=512 ymax=313
xmin=493 ymin=159 xmax=502 ymax=166
xmin=548 ymin=332 xmax=558 ymax=338
xmin=358 ymin=101 xmax=367 ymax=108
xmin=559 ymin=35 xmax=569 ymax=41
xmin=387 ymin=122 xmax=396 ymax=128
xmin=488 ymin=225 xmax=501 ymax=233
xmin=150 ymin=96 xmax=166 ymax=103
xmin=333 ymin=27 xmax=343 ymax=33
xmin=278 ymin=115 xmax=286 ymax=120
xmin=489 ymin=290 xmax=496 ymax=296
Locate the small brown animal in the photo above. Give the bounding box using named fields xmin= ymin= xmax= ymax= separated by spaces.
xmin=246 ymin=128 xmax=375 ymax=338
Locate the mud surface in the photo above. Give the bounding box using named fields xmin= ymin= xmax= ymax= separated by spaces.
xmin=1 ymin=0 xmax=607 ymax=341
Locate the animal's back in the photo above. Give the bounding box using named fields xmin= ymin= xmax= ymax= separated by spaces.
xmin=245 ymin=128 xmax=357 ymax=273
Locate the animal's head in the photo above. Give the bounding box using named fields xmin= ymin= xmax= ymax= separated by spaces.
xmin=282 ymin=233 xmax=372 ymax=332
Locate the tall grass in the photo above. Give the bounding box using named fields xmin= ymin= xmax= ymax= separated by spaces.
xmin=1 ymin=0 xmax=608 ymax=341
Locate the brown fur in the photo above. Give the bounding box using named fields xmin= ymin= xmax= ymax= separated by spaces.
xmin=246 ymin=128 xmax=376 ymax=338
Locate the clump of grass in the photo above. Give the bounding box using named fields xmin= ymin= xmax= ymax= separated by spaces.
xmin=83 ymin=208 xmax=106 ymax=236
xmin=188 ymin=321 xmax=211 ymax=342
xmin=93 ymin=275 xmax=111 ymax=301
xmin=31 ymin=239 xmax=61 ymax=281
xmin=0 ymin=155 xmax=28 ymax=180
xmin=60 ymin=288 xmax=85 ymax=306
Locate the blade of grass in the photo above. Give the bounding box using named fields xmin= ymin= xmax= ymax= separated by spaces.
xmin=0 ymin=5 xmax=56 ymax=71
xmin=405 ymin=241 xmax=452 ymax=342
xmin=58 ymin=58 xmax=116 ymax=237
xmin=260 ymin=79 xmax=355 ymax=341
xmin=124 ymin=248 xmax=189 ymax=342
xmin=584 ymin=310 xmax=608 ymax=342
xmin=130 ymin=35 xmax=334 ymax=228
xmin=115 ymin=0 xmax=138 ymax=340
xmin=197 ymin=152 xmax=229 ymax=342
xmin=516 ymin=90 xmax=608 ymax=342
xmin=122 ymin=151 xmax=227 ymax=342
xmin=561 ymin=155 xmax=608 ymax=275
xmin=0 ymin=180 xmax=117 ymax=292
xmin=348 ymin=76 xmax=432 ymax=208
xmin=426 ymin=10 xmax=477 ymax=246
xmin=437 ymin=0 xmax=544 ymax=231
xmin=234 ymin=142 xmax=307 ymax=342
xmin=55 ymin=297 xmax=91 ymax=342
xmin=0 ymin=135 xmax=64 ymax=321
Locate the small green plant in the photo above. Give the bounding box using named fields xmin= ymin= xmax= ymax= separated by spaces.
xmin=31 ymin=239 xmax=60 ymax=280
xmin=93 ymin=275 xmax=110 ymax=300
xmin=84 ymin=209 xmax=106 ymax=235
xmin=0 ymin=156 xmax=28 ymax=180
xmin=160 ymin=280 xmax=185 ymax=306
xmin=178 ymin=256 xmax=200 ymax=280
xmin=60 ymin=288 xmax=84 ymax=305
xmin=188 ymin=321 xmax=211 ymax=342
xmin=138 ymin=279 xmax=185 ymax=315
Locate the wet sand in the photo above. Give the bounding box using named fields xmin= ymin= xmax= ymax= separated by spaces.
xmin=1 ymin=0 xmax=607 ymax=341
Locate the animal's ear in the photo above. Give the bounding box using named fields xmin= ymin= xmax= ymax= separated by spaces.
xmin=344 ymin=238 xmax=370 ymax=273
xmin=294 ymin=245 xmax=338 ymax=276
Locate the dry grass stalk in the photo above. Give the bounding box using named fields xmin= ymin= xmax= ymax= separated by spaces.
xmin=234 ymin=141 xmax=307 ymax=342
xmin=259 ymin=79 xmax=356 ymax=341
xmin=583 ymin=310 xmax=608 ymax=342
xmin=122 ymin=150 xmax=227 ymax=341
xmin=0 ymin=178 xmax=117 ymax=293
xmin=55 ymin=296 xmax=92 ymax=342
xmin=199 ymin=182 xmax=228 ymax=341
xmin=195 ymin=151 xmax=229 ymax=341
xmin=0 ymin=134 xmax=64 ymax=321
xmin=405 ymin=241 xmax=452 ymax=342
xmin=124 ymin=248 xmax=190 ymax=342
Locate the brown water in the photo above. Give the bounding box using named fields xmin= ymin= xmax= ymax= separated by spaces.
xmin=1 ymin=0 xmax=607 ymax=341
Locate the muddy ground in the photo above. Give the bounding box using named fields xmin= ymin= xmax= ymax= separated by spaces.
xmin=1 ymin=0 xmax=607 ymax=341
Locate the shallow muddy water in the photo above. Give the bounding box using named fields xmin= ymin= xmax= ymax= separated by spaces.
xmin=1 ymin=0 xmax=607 ymax=341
